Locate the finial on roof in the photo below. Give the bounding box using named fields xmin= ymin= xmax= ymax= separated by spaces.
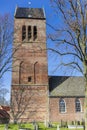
xmin=28 ymin=1 xmax=31 ymax=8
xmin=43 ymin=7 xmax=46 ymax=18
xmin=14 ymin=5 xmax=18 ymax=17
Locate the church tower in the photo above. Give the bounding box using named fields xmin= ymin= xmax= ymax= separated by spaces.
xmin=11 ymin=7 xmax=49 ymax=123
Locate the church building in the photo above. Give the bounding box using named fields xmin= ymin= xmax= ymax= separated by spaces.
xmin=11 ymin=7 xmax=85 ymax=123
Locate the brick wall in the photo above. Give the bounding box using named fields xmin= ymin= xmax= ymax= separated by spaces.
xmin=49 ymin=97 xmax=84 ymax=122
xmin=12 ymin=18 xmax=48 ymax=85
xmin=11 ymin=17 xmax=49 ymax=123
xmin=11 ymin=85 xmax=48 ymax=122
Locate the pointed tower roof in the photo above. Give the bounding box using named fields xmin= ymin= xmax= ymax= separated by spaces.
xmin=14 ymin=7 xmax=46 ymax=19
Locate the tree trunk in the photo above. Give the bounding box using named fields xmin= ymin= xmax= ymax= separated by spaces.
xmin=84 ymin=80 xmax=87 ymax=130
xmin=84 ymin=63 xmax=87 ymax=130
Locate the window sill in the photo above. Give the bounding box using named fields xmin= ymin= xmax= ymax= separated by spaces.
xmin=59 ymin=111 xmax=67 ymax=114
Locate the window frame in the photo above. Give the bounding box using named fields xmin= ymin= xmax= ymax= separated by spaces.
xmin=28 ymin=76 xmax=32 ymax=82
xmin=75 ymin=98 xmax=82 ymax=112
xmin=22 ymin=25 xmax=37 ymax=42
xmin=33 ymin=26 xmax=37 ymax=41
xmin=59 ymin=98 xmax=66 ymax=113
xmin=28 ymin=26 xmax=32 ymax=41
xmin=22 ymin=25 xmax=26 ymax=41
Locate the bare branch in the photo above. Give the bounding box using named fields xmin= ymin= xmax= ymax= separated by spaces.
xmin=48 ymin=47 xmax=82 ymax=62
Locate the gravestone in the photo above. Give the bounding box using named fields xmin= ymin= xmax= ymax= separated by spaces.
xmin=4 ymin=124 xmax=8 ymax=130
xmin=57 ymin=125 xmax=60 ymax=130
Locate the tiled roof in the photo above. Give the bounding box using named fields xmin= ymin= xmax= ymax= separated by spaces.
xmin=1 ymin=106 xmax=10 ymax=111
xmin=0 ymin=109 xmax=10 ymax=119
xmin=49 ymin=76 xmax=85 ymax=97
xmin=15 ymin=7 xmax=45 ymax=19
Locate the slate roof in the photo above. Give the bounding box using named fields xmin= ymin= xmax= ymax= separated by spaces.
xmin=15 ymin=7 xmax=45 ymax=19
xmin=49 ymin=76 xmax=85 ymax=97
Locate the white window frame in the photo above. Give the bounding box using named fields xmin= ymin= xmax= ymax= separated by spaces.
xmin=59 ymin=99 xmax=66 ymax=113
xmin=75 ymin=98 xmax=82 ymax=112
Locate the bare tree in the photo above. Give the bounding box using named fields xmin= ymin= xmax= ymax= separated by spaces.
xmin=10 ymin=86 xmax=30 ymax=123
xmin=0 ymin=88 xmax=9 ymax=105
xmin=0 ymin=14 xmax=13 ymax=79
xmin=10 ymin=85 xmax=42 ymax=124
xmin=49 ymin=0 xmax=87 ymax=129
xmin=0 ymin=14 xmax=22 ymax=109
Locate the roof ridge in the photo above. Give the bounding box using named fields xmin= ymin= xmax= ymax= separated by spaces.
xmin=17 ymin=7 xmax=43 ymax=9
xmin=49 ymin=75 xmax=83 ymax=77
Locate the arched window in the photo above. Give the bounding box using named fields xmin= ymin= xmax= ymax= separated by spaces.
xmin=75 ymin=99 xmax=81 ymax=112
xmin=33 ymin=26 xmax=37 ymax=40
xmin=22 ymin=25 xmax=26 ymax=41
xmin=28 ymin=26 xmax=32 ymax=41
xmin=22 ymin=25 xmax=37 ymax=42
xmin=59 ymin=99 xmax=66 ymax=113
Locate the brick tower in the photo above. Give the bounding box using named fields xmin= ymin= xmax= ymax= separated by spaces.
xmin=11 ymin=7 xmax=49 ymax=123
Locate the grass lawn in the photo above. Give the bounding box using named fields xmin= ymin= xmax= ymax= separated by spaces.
xmin=0 ymin=123 xmax=84 ymax=130
xmin=0 ymin=124 xmax=4 ymax=130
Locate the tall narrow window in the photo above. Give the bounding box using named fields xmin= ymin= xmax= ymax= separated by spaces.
xmin=59 ymin=99 xmax=66 ymax=113
xmin=75 ymin=99 xmax=81 ymax=112
xmin=28 ymin=26 xmax=32 ymax=41
xmin=19 ymin=61 xmax=23 ymax=84
xmin=33 ymin=26 xmax=37 ymax=41
xmin=22 ymin=25 xmax=26 ymax=41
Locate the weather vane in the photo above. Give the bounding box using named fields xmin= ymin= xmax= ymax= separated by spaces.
xmin=28 ymin=1 xmax=31 ymax=7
